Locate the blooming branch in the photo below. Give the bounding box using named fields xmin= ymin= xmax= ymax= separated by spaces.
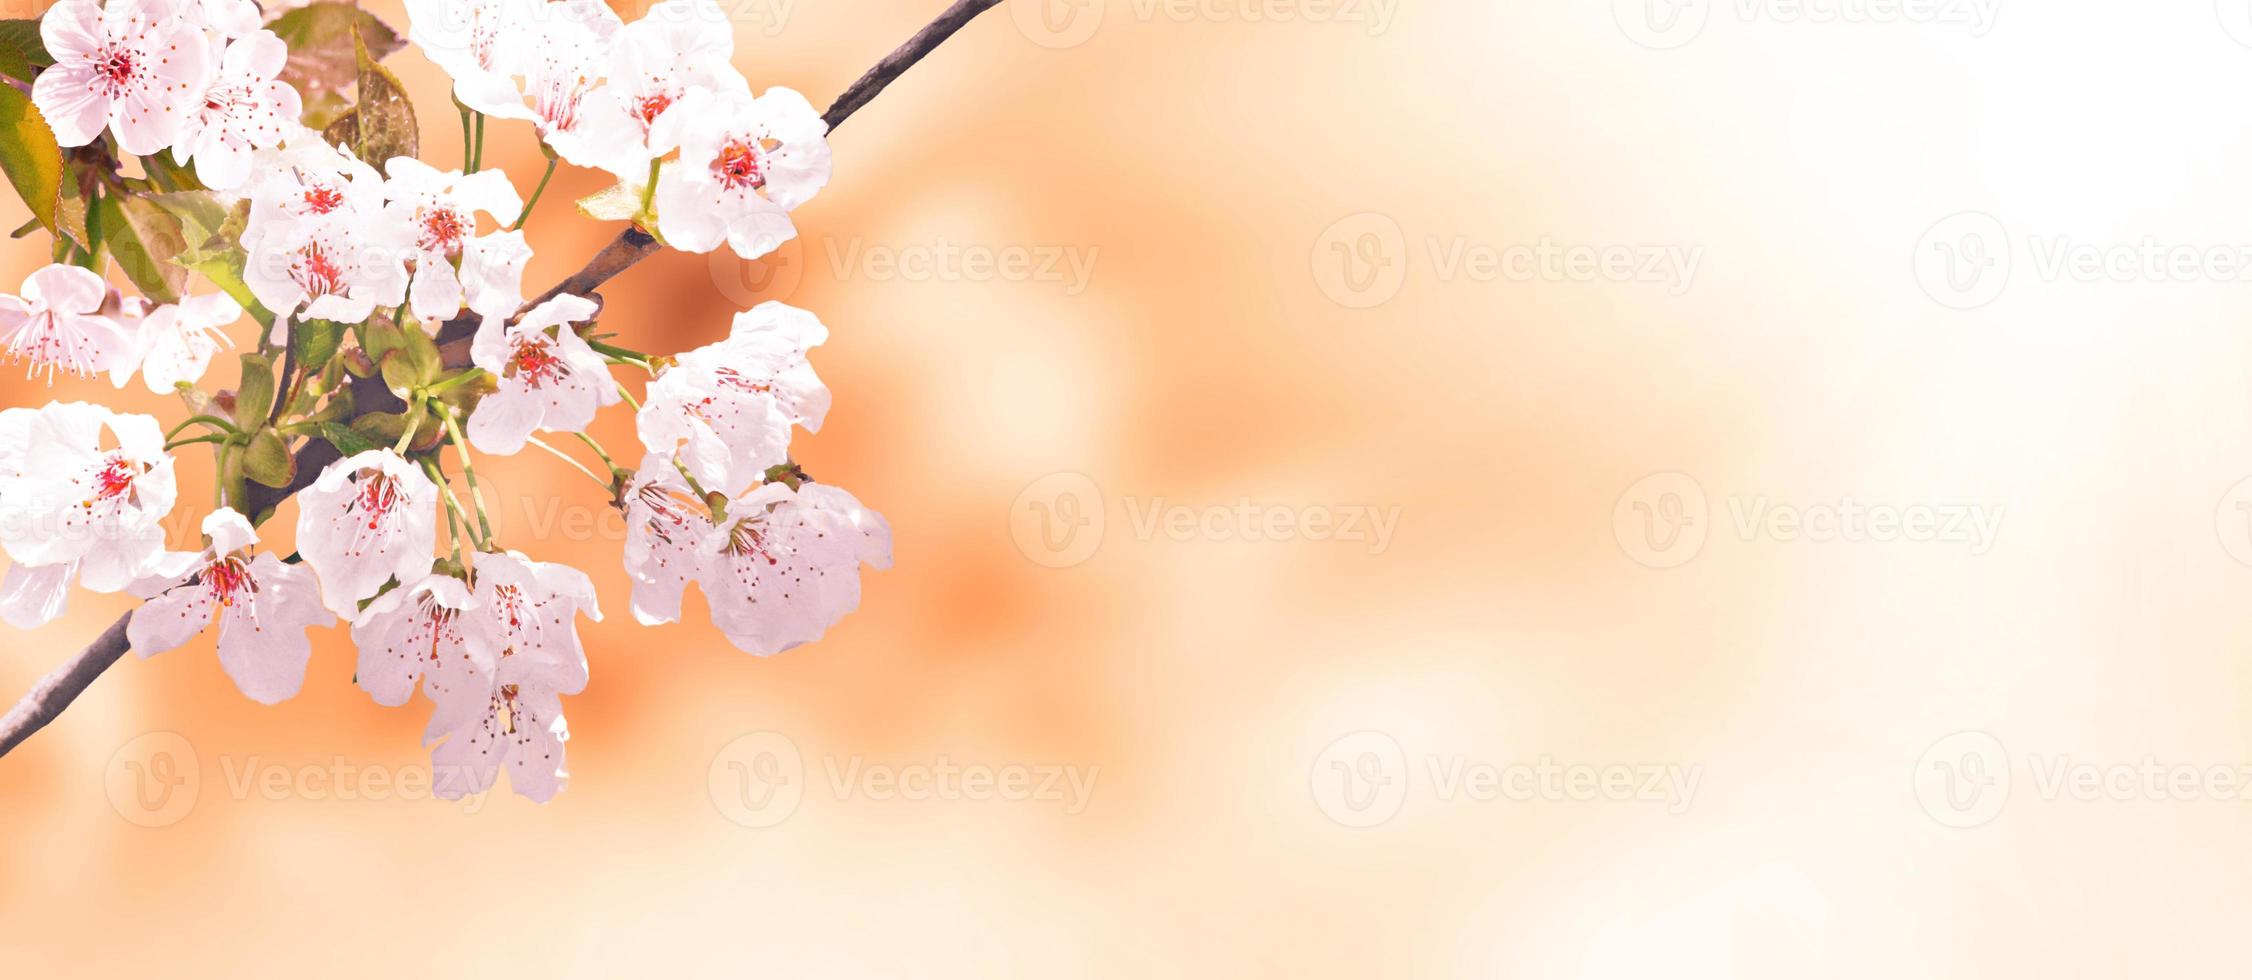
xmin=0 ymin=0 xmax=1011 ymax=780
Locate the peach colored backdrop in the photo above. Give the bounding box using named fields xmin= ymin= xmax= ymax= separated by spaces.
xmin=8 ymin=0 xmax=2252 ymax=975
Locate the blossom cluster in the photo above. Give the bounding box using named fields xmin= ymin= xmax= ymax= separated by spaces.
xmin=0 ymin=0 xmax=889 ymax=802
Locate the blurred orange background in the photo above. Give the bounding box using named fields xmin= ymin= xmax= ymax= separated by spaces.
xmin=10 ymin=0 xmax=2252 ymax=975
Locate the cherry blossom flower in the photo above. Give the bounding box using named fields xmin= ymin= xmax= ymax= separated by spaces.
xmin=589 ymin=0 xmax=748 ymax=179
xmin=701 ymin=480 xmax=891 ymax=656
xmin=423 ymin=0 xmax=627 ymax=170
xmin=352 ymin=572 xmax=491 ymax=735
xmin=380 ymin=157 xmax=527 ymax=320
xmin=128 ymin=508 xmax=335 ymax=705
xmin=458 ymin=231 xmax=534 ymax=321
xmin=466 ymin=293 xmax=618 ymax=455
xmin=636 ymin=301 xmax=830 ymax=497
xmin=184 ymin=0 xmax=261 ymax=38
xmin=651 ymin=86 xmax=832 ymax=259
xmin=296 ymin=450 xmax=441 ymax=618
xmin=125 ymin=292 xmax=240 ymax=393
xmin=171 ymin=30 xmax=302 ymax=191
xmin=427 ymin=671 xmax=573 ymax=802
xmin=33 ymin=0 xmax=212 ymax=154
xmin=619 ymin=454 xmax=713 ymax=625
xmin=463 ymin=550 xmax=601 ymax=696
xmin=245 ymin=135 xmax=389 ymax=237
xmin=242 ymin=212 xmax=411 ymax=324
xmin=0 ymin=402 xmax=178 ymax=597
xmin=0 ymin=265 xmax=137 ymax=386
xmin=521 ymin=0 xmax=630 ymax=171
xmin=405 ymin=0 xmax=537 ymax=121
xmin=420 ymin=551 xmax=600 ymax=801
xmin=0 ymin=560 xmax=78 ymax=630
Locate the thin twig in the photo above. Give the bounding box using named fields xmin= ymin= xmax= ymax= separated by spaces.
xmin=0 ymin=0 xmax=1012 ymax=760
xmin=821 ymin=0 xmax=1004 ymax=132
xmin=0 ymin=614 xmax=129 ymax=758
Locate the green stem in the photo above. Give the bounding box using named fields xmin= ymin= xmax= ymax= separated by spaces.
xmin=639 ymin=157 xmax=662 ymax=216
xmin=524 ymin=435 xmax=613 ymax=491
xmin=165 ymin=414 xmax=239 ymax=441
xmin=512 ymin=154 xmax=558 ymax=231
xmin=164 ymin=433 xmax=231 ymax=451
xmin=570 ymin=430 xmax=617 ymax=472
xmin=422 ymin=367 xmax=487 ymax=395
xmin=614 ymin=380 xmax=642 ymax=412
xmin=420 ymin=457 xmax=472 ymax=565
xmin=438 ymin=408 xmax=496 ymax=549
xmin=394 ymin=394 xmax=425 ymax=453
xmin=460 ymin=105 xmax=474 ymax=171
xmin=586 ymin=339 xmax=657 ymax=374
xmin=471 ymin=113 xmax=487 ymax=173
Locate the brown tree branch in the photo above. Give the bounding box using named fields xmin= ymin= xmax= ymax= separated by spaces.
xmin=0 ymin=613 xmax=129 ymax=758
xmin=0 ymin=0 xmax=1012 ymax=761
xmin=822 ymin=0 xmax=1006 ymax=132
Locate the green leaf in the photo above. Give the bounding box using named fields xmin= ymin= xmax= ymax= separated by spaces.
xmin=242 ymin=428 xmax=296 ymax=488
xmin=294 ymin=318 xmax=346 ymax=371
xmin=140 ymin=152 xmax=205 ymax=193
xmin=96 ymin=192 xmax=190 ymax=303
xmin=317 ymin=421 xmax=380 ymax=457
xmin=321 ymin=26 xmax=418 ymax=173
xmin=146 ymin=191 xmax=230 ymax=246
xmin=379 ymin=350 xmax=421 ymax=396
xmin=0 ymin=83 xmax=65 ymax=246
xmin=174 ymin=199 xmax=264 ymax=316
xmin=0 ymin=20 xmax=51 ymax=84
xmin=349 ymin=411 xmax=408 ymax=447
xmin=234 ymin=353 xmax=278 ymax=429
xmin=576 ymin=181 xmax=652 ymax=224
xmin=269 ymin=2 xmax=405 ymax=130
